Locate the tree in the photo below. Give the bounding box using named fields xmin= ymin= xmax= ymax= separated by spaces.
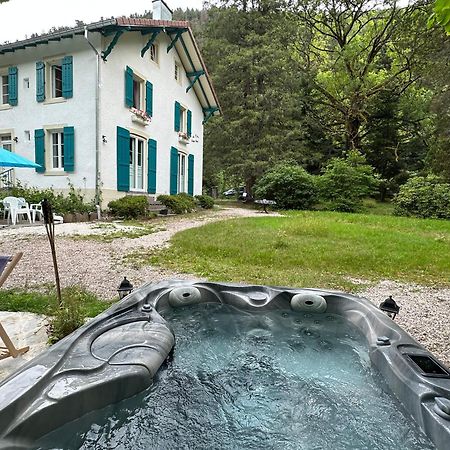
xmin=202 ymin=0 xmax=330 ymax=193
xmin=292 ymin=0 xmax=431 ymax=152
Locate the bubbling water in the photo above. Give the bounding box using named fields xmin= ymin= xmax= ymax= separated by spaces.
xmin=36 ymin=304 xmax=435 ymax=449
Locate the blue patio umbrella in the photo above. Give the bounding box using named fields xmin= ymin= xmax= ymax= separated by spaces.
xmin=0 ymin=146 xmax=41 ymax=169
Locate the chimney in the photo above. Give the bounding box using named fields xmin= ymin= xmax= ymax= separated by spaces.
xmin=152 ymin=0 xmax=173 ymax=21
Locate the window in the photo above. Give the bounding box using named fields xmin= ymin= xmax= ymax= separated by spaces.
xmin=129 ymin=135 xmax=146 ymax=191
xmin=1 ymin=75 xmax=8 ymax=105
xmin=51 ymin=131 xmax=64 ymax=170
xmin=150 ymin=44 xmax=158 ymax=63
xmin=179 ymin=104 xmax=187 ymax=134
xmin=0 ymin=133 xmax=12 ymax=151
xmin=178 ymin=152 xmax=186 ymax=193
xmin=131 ymin=74 xmax=145 ymax=110
xmin=51 ymin=63 xmax=63 ymax=98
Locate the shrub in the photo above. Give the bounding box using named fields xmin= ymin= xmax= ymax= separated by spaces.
xmin=0 ymin=181 xmax=94 ymax=214
xmin=48 ymin=287 xmax=96 ymax=343
xmin=319 ymin=151 xmax=379 ymax=212
xmin=253 ymin=164 xmax=318 ymax=210
xmin=157 ymin=194 xmax=197 ymax=214
xmin=393 ymin=175 xmax=450 ymax=219
xmin=108 ymin=195 xmax=149 ymax=219
xmin=195 ymin=194 xmax=215 ymax=209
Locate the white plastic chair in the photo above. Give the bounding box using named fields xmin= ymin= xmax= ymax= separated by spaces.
xmin=30 ymin=202 xmax=44 ymax=222
xmin=2 ymin=197 xmax=32 ymax=225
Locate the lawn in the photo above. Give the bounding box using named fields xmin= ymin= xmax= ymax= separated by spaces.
xmin=147 ymin=210 xmax=450 ymax=290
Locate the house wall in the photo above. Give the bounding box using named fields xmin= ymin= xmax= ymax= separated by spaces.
xmin=0 ymin=35 xmax=99 ymax=198
xmin=99 ymin=31 xmax=204 ymax=204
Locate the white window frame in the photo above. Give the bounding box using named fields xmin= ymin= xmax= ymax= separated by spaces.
xmin=129 ymin=134 xmax=147 ymax=192
xmin=179 ymin=103 xmax=188 ymax=134
xmin=131 ymin=70 xmax=146 ymax=111
xmin=178 ymin=151 xmax=187 ymax=193
xmin=150 ymin=43 xmax=159 ymax=64
xmin=44 ymin=57 xmax=65 ymax=104
xmin=0 ymin=131 xmax=13 ymax=152
xmin=43 ymin=126 xmax=66 ymax=175
xmin=0 ymin=69 xmax=10 ymax=109
xmin=50 ymin=130 xmax=65 ymax=171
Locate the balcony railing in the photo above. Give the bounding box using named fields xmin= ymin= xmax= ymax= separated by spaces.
xmin=0 ymin=169 xmax=14 ymax=189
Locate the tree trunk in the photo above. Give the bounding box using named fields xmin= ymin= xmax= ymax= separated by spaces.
xmin=346 ymin=116 xmax=362 ymax=151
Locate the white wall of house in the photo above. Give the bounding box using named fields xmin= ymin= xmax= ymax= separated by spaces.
xmin=0 ymin=29 xmax=207 ymax=205
xmin=0 ymin=36 xmax=98 ymax=197
xmin=99 ymin=31 xmax=204 ymax=203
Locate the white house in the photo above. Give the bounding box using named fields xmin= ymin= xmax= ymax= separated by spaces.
xmin=0 ymin=0 xmax=221 ymax=206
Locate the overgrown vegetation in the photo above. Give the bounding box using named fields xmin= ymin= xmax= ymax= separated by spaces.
xmin=0 ymin=286 xmax=111 ymax=343
xmin=146 ymin=211 xmax=450 ymax=289
xmin=0 ymin=182 xmax=94 ymax=214
xmin=254 ymin=164 xmax=318 ymax=210
xmin=319 ymin=151 xmax=379 ymax=212
xmin=107 ymin=195 xmax=150 ymax=219
xmin=195 ymin=194 xmax=215 ymax=209
xmin=393 ymin=175 xmax=450 ymax=219
xmin=157 ymin=193 xmax=197 ymax=214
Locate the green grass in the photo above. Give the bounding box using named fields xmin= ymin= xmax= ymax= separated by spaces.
xmin=144 ymin=210 xmax=450 ymax=290
xmin=0 ymin=286 xmax=112 ymax=317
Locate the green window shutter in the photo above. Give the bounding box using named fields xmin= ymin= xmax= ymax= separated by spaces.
xmin=34 ymin=129 xmax=45 ymax=173
xmin=8 ymin=67 xmax=18 ymax=106
xmin=125 ymin=66 xmax=133 ymax=107
xmin=62 ymin=55 xmax=73 ymax=99
xmin=170 ymin=147 xmax=179 ymax=195
xmin=145 ymin=81 xmax=153 ymax=117
xmin=117 ymin=126 xmax=130 ymax=192
xmin=36 ymin=61 xmax=45 ymax=102
xmin=63 ymin=126 xmax=75 ymax=172
xmin=187 ymin=110 xmax=192 ymax=137
xmin=174 ymin=101 xmax=181 ymax=132
xmin=188 ymin=154 xmax=194 ymax=196
xmin=147 ymin=139 xmax=157 ymax=194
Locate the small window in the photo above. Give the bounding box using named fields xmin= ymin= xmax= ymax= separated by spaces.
xmin=179 ymin=104 xmax=187 ymax=133
xmin=1 ymin=75 xmax=9 ymax=105
xmin=0 ymin=133 xmax=12 ymax=151
xmin=51 ymin=63 xmax=63 ymax=98
xmin=132 ymin=74 xmax=145 ymax=110
xmin=150 ymin=44 xmax=158 ymax=63
xmin=51 ymin=131 xmax=65 ymax=170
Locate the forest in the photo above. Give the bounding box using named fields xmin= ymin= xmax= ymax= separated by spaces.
xmin=168 ymin=0 xmax=450 ymax=207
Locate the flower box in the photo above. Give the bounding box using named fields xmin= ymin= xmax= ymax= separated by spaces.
xmin=130 ymin=108 xmax=151 ymax=126
xmin=178 ymin=131 xmax=190 ymax=144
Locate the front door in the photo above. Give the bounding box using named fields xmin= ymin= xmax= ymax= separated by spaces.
xmin=129 ymin=136 xmax=144 ymax=191
xmin=178 ymin=152 xmax=186 ymax=193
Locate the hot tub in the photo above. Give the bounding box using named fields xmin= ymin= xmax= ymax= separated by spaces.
xmin=0 ymin=280 xmax=449 ymax=449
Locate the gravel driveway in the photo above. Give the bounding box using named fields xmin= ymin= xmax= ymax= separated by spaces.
xmin=0 ymin=207 xmax=449 ymax=367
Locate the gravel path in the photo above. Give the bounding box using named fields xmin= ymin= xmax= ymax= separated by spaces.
xmin=0 ymin=207 xmax=449 ymax=368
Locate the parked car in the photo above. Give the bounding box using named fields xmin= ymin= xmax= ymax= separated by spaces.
xmin=222 ymin=186 xmax=246 ymax=197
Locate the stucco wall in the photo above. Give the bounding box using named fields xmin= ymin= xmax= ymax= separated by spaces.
xmin=0 ymin=35 xmax=99 ymax=197
xmin=99 ymin=31 xmax=204 ymax=201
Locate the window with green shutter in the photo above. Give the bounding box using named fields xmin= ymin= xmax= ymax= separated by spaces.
xmin=62 ymin=56 xmax=73 ymax=99
xmin=146 ymin=81 xmax=153 ymax=117
xmin=117 ymin=127 xmax=131 ymax=192
xmin=170 ymin=147 xmax=179 ymax=195
xmin=36 ymin=62 xmax=45 ymax=102
xmin=34 ymin=129 xmax=45 ymax=173
xmin=8 ymin=67 xmax=18 ymax=106
xmin=63 ymin=126 xmax=75 ymax=172
xmin=188 ymin=154 xmax=194 ymax=195
xmin=174 ymin=101 xmax=181 ymax=132
xmin=148 ymin=139 xmax=157 ymax=194
xmin=125 ymin=66 xmax=133 ymax=107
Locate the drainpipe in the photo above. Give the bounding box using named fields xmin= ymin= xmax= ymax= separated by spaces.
xmin=84 ymin=27 xmax=101 ymax=209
